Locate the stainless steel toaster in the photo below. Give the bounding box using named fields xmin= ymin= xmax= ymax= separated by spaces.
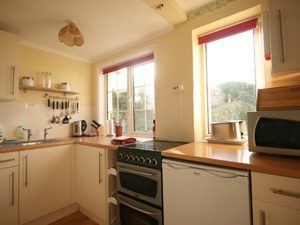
xmin=210 ymin=120 xmax=245 ymax=141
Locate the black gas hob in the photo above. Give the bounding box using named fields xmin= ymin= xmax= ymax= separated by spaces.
xmin=117 ymin=140 xmax=186 ymax=169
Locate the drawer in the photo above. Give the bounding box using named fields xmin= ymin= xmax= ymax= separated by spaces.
xmin=0 ymin=152 xmax=19 ymax=169
xmin=252 ymin=172 xmax=300 ymax=210
xmin=253 ymin=199 xmax=300 ymax=225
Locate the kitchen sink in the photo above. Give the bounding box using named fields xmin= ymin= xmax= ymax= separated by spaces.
xmin=0 ymin=138 xmax=62 ymax=147
xmin=19 ymin=138 xmax=61 ymax=146
xmin=19 ymin=141 xmax=43 ymax=146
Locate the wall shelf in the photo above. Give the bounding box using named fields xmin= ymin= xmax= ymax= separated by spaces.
xmin=19 ymin=85 xmax=80 ymax=95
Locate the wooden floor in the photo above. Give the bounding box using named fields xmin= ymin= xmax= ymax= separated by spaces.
xmin=49 ymin=211 xmax=98 ymax=225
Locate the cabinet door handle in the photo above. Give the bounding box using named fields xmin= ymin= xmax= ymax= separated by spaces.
xmin=11 ymin=66 xmax=16 ymax=95
xmin=11 ymin=171 xmax=15 ymax=207
xmin=24 ymin=155 xmax=28 ymax=187
xmin=0 ymin=158 xmax=15 ymax=163
xmin=271 ymin=188 xmax=300 ymax=199
xmin=99 ymin=153 xmax=103 ymax=184
xmin=259 ymin=210 xmax=267 ymax=225
xmin=165 ymin=162 xmax=190 ymax=170
xmin=277 ymin=9 xmax=285 ymax=63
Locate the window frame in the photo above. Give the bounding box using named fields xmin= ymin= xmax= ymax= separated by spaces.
xmin=105 ymin=60 xmax=155 ymax=137
xmin=200 ymin=19 xmax=263 ymax=136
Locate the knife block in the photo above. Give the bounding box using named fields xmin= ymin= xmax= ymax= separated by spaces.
xmin=96 ymin=125 xmax=107 ymax=136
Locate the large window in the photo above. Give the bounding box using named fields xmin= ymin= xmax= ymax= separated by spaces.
xmin=105 ymin=55 xmax=155 ymax=135
xmin=133 ymin=63 xmax=155 ymax=132
xmin=199 ymin=19 xmax=258 ymax=133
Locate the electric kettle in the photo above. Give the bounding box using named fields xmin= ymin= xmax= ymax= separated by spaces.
xmin=72 ymin=120 xmax=87 ymax=137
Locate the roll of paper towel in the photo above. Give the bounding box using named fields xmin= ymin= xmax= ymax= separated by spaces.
xmin=106 ymin=120 xmax=115 ymax=136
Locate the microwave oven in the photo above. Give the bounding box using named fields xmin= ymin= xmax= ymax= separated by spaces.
xmin=247 ymin=110 xmax=300 ymax=157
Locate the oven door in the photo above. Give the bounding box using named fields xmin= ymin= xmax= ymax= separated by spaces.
xmin=118 ymin=193 xmax=162 ymax=225
xmin=117 ymin=162 xmax=162 ymax=206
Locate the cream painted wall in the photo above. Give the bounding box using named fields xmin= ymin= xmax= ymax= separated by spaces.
xmin=0 ymin=45 xmax=92 ymax=140
xmin=92 ymin=0 xmax=272 ymax=142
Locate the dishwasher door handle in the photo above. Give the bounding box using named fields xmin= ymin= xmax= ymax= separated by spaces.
xmin=193 ymin=168 xmax=239 ymax=178
xmin=167 ymin=162 xmax=241 ymax=178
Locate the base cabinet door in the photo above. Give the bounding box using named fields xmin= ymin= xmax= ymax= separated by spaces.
xmin=253 ymin=200 xmax=300 ymax=225
xmin=0 ymin=166 xmax=18 ymax=225
xmin=75 ymin=145 xmax=106 ymax=223
xmin=252 ymin=172 xmax=300 ymax=225
xmin=19 ymin=145 xmax=72 ymax=224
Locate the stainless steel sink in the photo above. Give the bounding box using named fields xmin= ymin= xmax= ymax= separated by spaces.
xmin=0 ymin=138 xmax=63 ymax=148
xmin=17 ymin=138 xmax=60 ymax=146
xmin=19 ymin=141 xmax=43 ymax=146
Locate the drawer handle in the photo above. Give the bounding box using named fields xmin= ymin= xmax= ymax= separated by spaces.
xmin=259 ymin=210 xmax=267 ymax=225
xmin=0 ymin=158 xmax=15 ymax=163
xmin=271 ymin=188 xmax=300 ymax=199
xmin=99 ymin=153 xmax=103 ymax=184
xmin=11 ymin=171 xmax=15 ymax=207
xmin=24 ymin=155 xmax=28 ymax=187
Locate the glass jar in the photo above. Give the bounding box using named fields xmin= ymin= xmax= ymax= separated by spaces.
xmin=38 ymin=72 xmax=52 ymax=88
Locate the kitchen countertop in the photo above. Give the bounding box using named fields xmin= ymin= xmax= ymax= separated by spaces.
xmin=1 ymin=137 xmax=300 ymax=179
xmin=0 ymin=136 xmax=149 ymax=153
xmin=162 ymin=141 xmax=300 ymax=179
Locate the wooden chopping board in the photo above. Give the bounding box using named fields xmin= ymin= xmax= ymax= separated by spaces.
xmin=257 ymin=85 xmax=300 ymax=111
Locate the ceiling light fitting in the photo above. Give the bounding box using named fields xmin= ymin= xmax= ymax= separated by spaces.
xmin=58 ymin=22 xmax=84 ymax=47
xmin=156 ymin=3 xmax=164 ymax=10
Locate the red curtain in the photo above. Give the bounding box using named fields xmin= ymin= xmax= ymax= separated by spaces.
xmin=102 ymin=53 xmax=154 ymax=75
xmin=198 ymin=18 xmax=258 ymax=45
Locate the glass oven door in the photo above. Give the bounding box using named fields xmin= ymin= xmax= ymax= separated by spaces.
xmin=117 ymin=162 xmax=162 ymax=206
xmin=118 ymin=193 xmax=162 ymax=225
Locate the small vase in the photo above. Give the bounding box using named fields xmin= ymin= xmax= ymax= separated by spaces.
xmin=115 ymin=126 xmax=122 ymax=137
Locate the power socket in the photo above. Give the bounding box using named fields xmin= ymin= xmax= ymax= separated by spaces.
xmin=172 ymin=84 xmax=184 ymax=93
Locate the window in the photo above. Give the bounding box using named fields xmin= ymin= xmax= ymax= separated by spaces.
xmin=104 ymin=54 xmax=155 ymax=135
xmin=133 ymin=63 xmax=155 ymax=132
xmin=199 ymin=19 xmax=258 ymax=133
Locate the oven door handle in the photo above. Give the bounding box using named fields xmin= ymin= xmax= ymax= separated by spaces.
xmin=118 ymin=166 xmax=159 ymax=177
xmin=118 ymin=196 xmax=160 ymax=216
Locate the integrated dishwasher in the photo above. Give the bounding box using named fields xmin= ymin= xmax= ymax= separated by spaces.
xmin=162 ymin=159 xmax=251 ymax=225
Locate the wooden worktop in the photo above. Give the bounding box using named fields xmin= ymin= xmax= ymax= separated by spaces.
xmin=0 ymin=136 xmax=137 ymax=153
xmin=1 ymin=137 xmax=300 ymax=179
xmin=162 ymin=141 xmax=300 ymax=179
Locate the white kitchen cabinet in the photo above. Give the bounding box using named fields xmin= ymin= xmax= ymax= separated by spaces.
xmin=19 ymin=145 xmax=72 ymax=224
xmin=162 ymin=159 xmax=251 ymax=225
xmin=75 ymin=144 xmax=106 ymax=224
xmin=266 ymin=0 xmax=300 ymax=73
xmin=252 ymin=172 xmax=300 ymax=225
xmin=0 ymin=152 xmax=18 ymax=225
xmin=0 ymin=30 xmax=19 ymax=101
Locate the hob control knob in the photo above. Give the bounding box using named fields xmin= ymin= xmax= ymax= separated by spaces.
xmin=146 ymin=158 xmax=152 ymax=165
xmin=151 ymin=159 xmax=158 ymax=166
xmin=130 ymin=155 xmax=135 ymax=161
xmin=118 ymin=153 xmax=123 ymax=159
xmin=134 ymin=156 xmax=139 ymax=162
xmin=140 ymin=157 xmax=145 ymax=163
xmin=124 ymin=154 xmax=129 ymax=160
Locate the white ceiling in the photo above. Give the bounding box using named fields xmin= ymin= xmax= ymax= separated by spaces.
xmin=0 ymin=0 xmax=213 ymax=63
